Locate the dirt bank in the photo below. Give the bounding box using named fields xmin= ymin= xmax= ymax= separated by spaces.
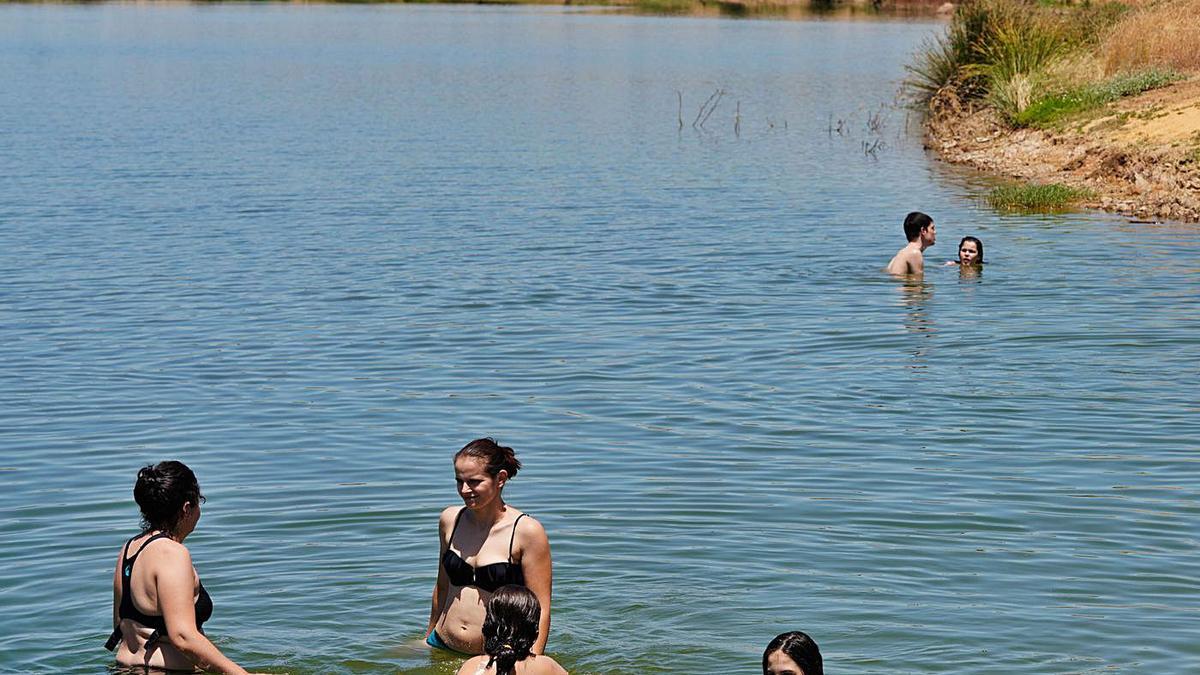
xmin=925 ymin=77 xmax=1200 ymax=223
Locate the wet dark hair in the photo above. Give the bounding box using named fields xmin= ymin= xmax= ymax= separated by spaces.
xmin=958 ymin=236 xmax=984 ymax=265
xmin=903 ymin=211 xmax=933 ymax=242
xmin=763 ymin=631 xmax=823 ymax=675
xmin=455 ymin=438 xmax=521 ymax=480
xmin=134 ymin=461 xmax=203 ymax=535
xmin=482 ymin=585 xmax=540 ymax=675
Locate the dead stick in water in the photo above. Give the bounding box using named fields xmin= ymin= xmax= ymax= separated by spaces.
xmin=699 ymin=89 xmax=724 ymax=129
xmin=693 ymin=88 xmax=720 ymax=128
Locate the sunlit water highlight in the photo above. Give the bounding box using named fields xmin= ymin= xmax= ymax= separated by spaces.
xmin=0 ymin=5 xmax=1197 ymax=674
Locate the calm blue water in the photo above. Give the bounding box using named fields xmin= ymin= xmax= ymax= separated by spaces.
xmin=1 ymin=4 xmax=1197 ymax=674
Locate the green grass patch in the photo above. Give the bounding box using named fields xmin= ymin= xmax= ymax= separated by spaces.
xmin=1012 ymin=68 xmax=1183 ymax=128
xmin=987 ymin=182 xmax=1095 ymax=211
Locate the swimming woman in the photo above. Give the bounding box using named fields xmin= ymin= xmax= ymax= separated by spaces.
xmin=763 ymin=631 xmax=823 ymax=675
xmin=428 ymin=438 xmax=553 ymax=655
xmin=946 ymin=236 xmax=984 ymax=266
xmin=107 ymin=461 xmax=264 ymax=674
xmin=455 ymin=585 xmax=568 ymax=675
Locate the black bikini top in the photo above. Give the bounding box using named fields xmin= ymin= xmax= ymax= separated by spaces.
xmin=105 ymin=532 xmax=213 ymax=652
xmin=441 ymin=509 xmax=528 ymax=593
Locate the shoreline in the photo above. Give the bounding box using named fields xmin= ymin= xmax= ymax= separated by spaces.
xmin=924 ymin=78 xmax=1200 ymax=224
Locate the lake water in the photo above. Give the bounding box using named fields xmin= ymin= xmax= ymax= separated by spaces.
xmin=1 ymin=4 xmax=1197 ymax=674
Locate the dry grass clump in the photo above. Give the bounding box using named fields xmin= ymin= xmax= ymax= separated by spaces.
xmin=1103 ymin=0 xmax=1200 ymax=74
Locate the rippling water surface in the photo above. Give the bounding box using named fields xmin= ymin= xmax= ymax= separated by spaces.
xmin=1 ymin=5 xmax=1198 ymax=674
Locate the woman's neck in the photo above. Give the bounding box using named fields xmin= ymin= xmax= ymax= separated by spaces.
xmin=468 ymin=500 xmax=507 ymax=527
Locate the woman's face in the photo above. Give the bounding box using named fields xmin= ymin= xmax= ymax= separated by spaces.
xmin=178 ymin=496 xmax=202 ymax=538
xmin=455 ymin=456 xmax=504 ymax=510
xmin=958 ymin=240 xmax=980 ymax=265
xmin=764 ymin=649 xmax=806 ymax=675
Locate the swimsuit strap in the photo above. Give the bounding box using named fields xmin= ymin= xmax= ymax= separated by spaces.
xmin=123 ymin=532 xmax=173 ymax=567
xmin=507 ymin=513 xmax=528 ymax=562
xmin=448 ymin=507 xmax=468 ymax=545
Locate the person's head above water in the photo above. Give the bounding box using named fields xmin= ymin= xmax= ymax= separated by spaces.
xmin=957 ymin=236 xmax=984 ymax=266
xmin=482 ymin=585 xmax=541 ymax=675
xmin=763 ymin=631 xmax=823 ymax=675
xmin=903 ymin=211 xmax=935 ymax=245
xmin=455 ymin=437 xmax=522 ymax=481
xmin=134 ymin=460 xmax=204 ymax=537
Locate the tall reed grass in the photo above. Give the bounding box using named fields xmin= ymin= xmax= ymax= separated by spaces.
xmin=1103 ymin=0 xmax=1200 ymax=74
xmin=906 ymin=0 xmax=1185 ymax=125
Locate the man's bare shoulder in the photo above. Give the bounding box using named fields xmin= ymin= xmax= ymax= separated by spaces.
xmin=887 ymin=246 xmax=920 ymax=274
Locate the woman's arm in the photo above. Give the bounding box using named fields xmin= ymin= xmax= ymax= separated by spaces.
xmin=112 ymin=550 xmax=123 ymax=630
xmin=427 ymin=507 xmax=456 ymax=638
xmin=519 ymin=518 xmax=552 ymax=655
xmin=157 ymin=546 xmax=249 ymax=675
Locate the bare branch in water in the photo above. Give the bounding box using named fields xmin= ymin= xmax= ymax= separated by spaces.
xmin=699 ymin=89 xmax=725 ymax=129
xmin=693 ymin=88 xmax=724 ymax=129
xmin=677 ymin=91 xmax=684 ymax=131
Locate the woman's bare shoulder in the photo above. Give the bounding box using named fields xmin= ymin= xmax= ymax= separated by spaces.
xmin=513 ymin=511 xmax=548 ymax=545
xmin=455 ymin=655 xmax=486 ymax=675
xmin=533 ymin=654 xmax=569 ymax=675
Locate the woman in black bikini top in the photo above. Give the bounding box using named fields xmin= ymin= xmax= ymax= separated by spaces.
xmin=108 ymin=461 xmax=263 ymax=675
xmin=427 ymin=438 xmax=553 ymax=656
xmin=441 ymin=509 xmax=529 ymax=592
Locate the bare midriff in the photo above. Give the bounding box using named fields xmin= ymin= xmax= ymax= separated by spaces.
xmin=435 ymin=584 xmax=490 ymax=653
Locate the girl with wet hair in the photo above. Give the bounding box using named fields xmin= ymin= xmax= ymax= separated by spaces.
xmin=946 ymin=236 xmax=985 ymax=267
xmin=428 ymin=438 xmax=553 ymax=656
xmin=763 ymin=631 xmax=823 ymax=675
xmin=107 ymin=461 xmax=267 ymax=674
xmin=455 ymin=586 xmax=568 ymax=675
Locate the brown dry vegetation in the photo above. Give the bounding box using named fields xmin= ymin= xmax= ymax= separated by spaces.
xmin=915 ymin=0 xmax=1200 ymax=222
xmin=1103 ymin=0 xmax=1200 ymax=74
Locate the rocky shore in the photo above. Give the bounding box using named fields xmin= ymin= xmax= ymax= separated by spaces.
xmin=925 ymin=77 xmax=1200 ymax=223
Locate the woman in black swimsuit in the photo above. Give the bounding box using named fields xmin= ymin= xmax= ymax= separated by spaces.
xmin=427 ymin=438 xmax=553 ymax=656
xmin=107 ymin=461 xmax=261 ymax=674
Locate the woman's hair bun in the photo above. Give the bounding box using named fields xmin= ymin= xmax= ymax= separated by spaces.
xmin=133 ymin=461 xmax=201 ymax=535
xmin=456 ymin=438 xmax=522 ymax=480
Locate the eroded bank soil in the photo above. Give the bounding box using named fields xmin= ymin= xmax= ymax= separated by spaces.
xmin=925 ymin=77 xmax=1200 ymax=223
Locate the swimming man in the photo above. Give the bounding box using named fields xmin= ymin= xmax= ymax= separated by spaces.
xmin=886 ymin=211 xmax=936 ymax=275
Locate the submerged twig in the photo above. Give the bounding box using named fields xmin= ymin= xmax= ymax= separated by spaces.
xmin=692 ymin=88 xmax=725 ymax=129
xmin=699 ymin=89 xmax=724 ymax=128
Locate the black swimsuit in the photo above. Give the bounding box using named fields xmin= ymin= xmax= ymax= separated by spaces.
xmin=441 ymin=509 xmax=527 ymax=592
xmin=104 ymin=532 xmax=213 ymax=652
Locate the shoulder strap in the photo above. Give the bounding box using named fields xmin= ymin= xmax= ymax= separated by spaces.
xmin=507 ymin=513 xmax=528 ymax=560
xmin=121 ymin=535 xmax=138 ymax=564
xmin=447 ymin=507 xmax=468 ymax=545
xmin=128 ymin=532 xmax=172 ymax=563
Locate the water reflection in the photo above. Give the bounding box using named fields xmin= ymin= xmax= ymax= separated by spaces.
xmin=957 ymin=264 xmax=983 ymax=280
xmin=896 ymin=278 xmax=935 ymax=367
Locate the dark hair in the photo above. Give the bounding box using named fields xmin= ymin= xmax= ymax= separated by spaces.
xmin=903 ymin=211 xmax=933 ymax=242
xmin=455 ymin=438 xmax=521 ymax=480
xmin=482 ymin=585 xmax=540 ymax=675
xmin=134 ymin=461 xmax=203 ymax=535
xmin=763 ymin=631 xmax=823 ymax=675
xmin=958 ymin=236 xmax=984 ymax=265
